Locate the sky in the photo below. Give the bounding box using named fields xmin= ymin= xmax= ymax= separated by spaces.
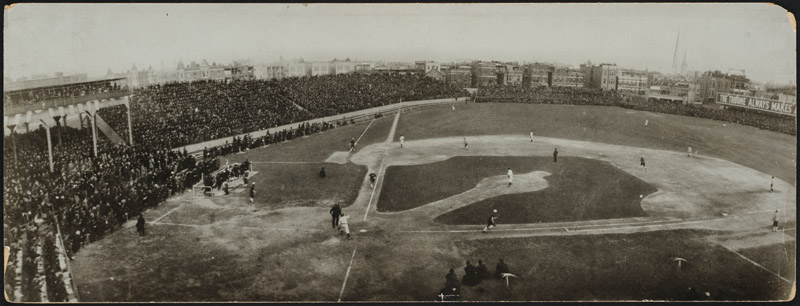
xmin=3 ymin=3 xmax=796 ymax=84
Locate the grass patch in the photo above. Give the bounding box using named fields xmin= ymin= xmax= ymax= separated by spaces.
xmin=227 ymin=116 xmax=393 ymax=163
xmin=379 ymin=156 xmax=655 ymax=225
xmin=435 ymin=157 xmax=656 ymax=224
xmin=737 ymin=241 xmax=796 ymax=280
xmin=247 ymin=162 xmax=367 ymax=209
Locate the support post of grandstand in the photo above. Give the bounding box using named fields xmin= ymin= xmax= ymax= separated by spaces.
xmin=39 ymin=119 xmax=54 ymax=173
xmin=124 ymin=97 xmax=134 ymax=145
xmin=84 ymin=110 xmax=99 ymax=157
xmin=9 ymin=124 xmax=18 ymax=165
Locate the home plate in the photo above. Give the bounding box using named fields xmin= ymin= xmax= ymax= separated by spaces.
xmin=359 ymin=229 xmax=367 ymax=233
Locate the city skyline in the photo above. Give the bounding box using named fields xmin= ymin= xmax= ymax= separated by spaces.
xmin=4 ymin=3 xmax=796 ymax=84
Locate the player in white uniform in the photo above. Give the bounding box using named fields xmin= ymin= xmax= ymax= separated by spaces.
xmin=400 ymin=135 xmax=405 ymax=148
xmin=507 ymin=168 xmax=513 ymax=187
xmin=530 ymin=131 xmax=534 ymax=142
xmin=688 ymin=146 xmax=692 ymax=157
xmin=339 ymin=213 xmax=351 ymax=240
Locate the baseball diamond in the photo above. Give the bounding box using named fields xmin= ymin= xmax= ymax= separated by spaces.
xmin=4 ymin=3 xmax=796 ymax=303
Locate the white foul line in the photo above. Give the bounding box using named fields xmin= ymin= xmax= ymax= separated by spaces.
xmin=721 ymin=245 xmax=793 ymax=284
xmin=250 ymin=161 xmax=328 ymax=164
xmin=398 ymin=218 xmax=686 ymax=234
xmin=355 ymin=119 xmax=375 ymax=145
xmin=151 ymin=221 xmax=324 ymax=232
xmin=152 ymin=202 xmax=187 ymax=224
xmin=338 ymin=246 xmax=358 ymax=302
xmin=364 ymin=147 xmax=389 ymax=222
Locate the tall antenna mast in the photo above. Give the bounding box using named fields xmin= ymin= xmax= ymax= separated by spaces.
xmin=672 ymin=30 xmax=680 ymax=75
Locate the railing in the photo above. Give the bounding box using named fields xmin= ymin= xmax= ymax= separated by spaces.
xmin=3 ymin=90 xmax=131 ymax=116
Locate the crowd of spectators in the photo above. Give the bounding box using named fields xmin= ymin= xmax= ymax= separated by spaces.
xmin=125 ymin=75 xmax=464 ymax=150
xmin=276 ymin=73 xmax=464 ymax=116
xmin=4 ymin=73 xmax=464 ymax=301
xmin=3 ymin=126 xmax=219 ymax=302
xmin=477 ymin=86 xmax=796 ymax=135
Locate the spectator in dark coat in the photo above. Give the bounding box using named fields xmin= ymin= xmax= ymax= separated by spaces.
xmin=136 ymin=214 xmax=146 ymax=236
xmin=494 ymin=258 xmax=510 ymax=279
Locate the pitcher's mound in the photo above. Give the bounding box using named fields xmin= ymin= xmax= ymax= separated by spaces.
xmin=325 ymin=151 xmax=350 ymax=164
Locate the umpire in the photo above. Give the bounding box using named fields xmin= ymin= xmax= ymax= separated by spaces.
xmin=330 ymin=202 xmax=342 ymax=229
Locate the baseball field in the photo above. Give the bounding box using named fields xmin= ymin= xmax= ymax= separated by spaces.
xmin=70 ymin=102 xmax=796 ymax=301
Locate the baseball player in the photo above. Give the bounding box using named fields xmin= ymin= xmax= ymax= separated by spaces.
xmin=553 ymin=148 xmax=558 ymax=163
xmin=530 ymin=131 xmax=534 ymax=143
xmin=452 ymin=105 xmax=456 ymax=111
xmin=640 ymin=156 xmax=646 ymax=171
xmin=400 ymin=135 xmax=405 ymax=148
xmin=772 ymin=210 xmax=780 ymax=232
xmin=688 ymin=146 xmax=692 ymax=157
xmin=350 ymin=138 xmax=356 ymax=152
xmin=770 ymin=176 xmax=775 ymax=192
xmin=339 ymin=212 xmax=352 ymax=240
xmin=507 ymin=168 xmax=513 ymax=187
xmin=369 ymin=172 xmax=377 ymax=189
xmin=483 ymin=210 xmax=499 ymax=233
xmin=464 ymin=138 xmax=469 ymax=150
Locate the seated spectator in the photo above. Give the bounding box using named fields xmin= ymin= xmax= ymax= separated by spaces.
xmin=477 ymin=259 xmax=490 ymax=280
xmin=494 ymin=258 xmax=510 ymax=279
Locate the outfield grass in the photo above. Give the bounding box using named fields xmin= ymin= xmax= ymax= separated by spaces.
xmin=379 ymin=156 xmax=655 ymax=224
xmin=395 ymin=103 xmax=797 ymax=184
xmin=227 ymin=116 xmax=393 ymax=163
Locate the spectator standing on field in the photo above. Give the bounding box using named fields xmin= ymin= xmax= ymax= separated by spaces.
xmin=553 ymin=148 xmax=559 ymax=163
xmin=136 ymin=214 xmax=146 ymax=237
xmin=330 ymin=202 xmax=341 ymax=229
xmin=249 ymin=183 xmax=255 ymax=203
